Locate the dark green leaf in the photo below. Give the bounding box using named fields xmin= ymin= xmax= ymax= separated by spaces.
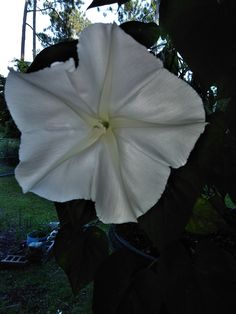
xmin=54 ymin=225 xmax=109 ymax=294
xmin=225 ymin=96 xmax=236 ymax=137
xmin=93 ymin=249 xmax=152 ymax=314
xmin=55 ymin=199 xmax=97 ymax=231
xmin=27 ymin=40 xmax=78 ymax=73
xmin=87 ymin=0 xmax=128 ymax=10
xmin=54 ymin=200 xmax=108 ymax=294
xmin=194 ymin=240 xmax=236 ymax=314
xmin=160 ymin=0 xmax=236 ymax=95
xmin=138 ymin=164 xmax=203 ymax=250
xmin=223 ymin=132 xmax=236 ymax=203
xmin=185 ymin=197 xmax=225 ymax=235
xmin=120 ymin=21 xmax=160 ymax=48
xmin=159 ymin=242 xmax=205 ymax=314
xmin=117 ymin=267 xmax=163 ymax=314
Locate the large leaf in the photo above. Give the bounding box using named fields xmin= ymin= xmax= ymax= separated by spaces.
xmin=54 ymin=225 xmax=109 ymax=294
xmin=55 ymin=199 xmax=97 ymax=230
xmin=158 ymin=240 xmax=236 ymax=314
xmin=117 ymin=267 xmax=163 ymax=314
xmin=185 ymin=197 xmax=225 ymax=235
xmin=120 ymin=21 xmax=160 ymax=48
xmin=194 ymin=240 xmax=236 ymax=314
xmin=159 ymin=242 xmax=205 ymax=314
xmin=223 ymin=132 xmax=236 ymax=203
xmin=160 ymin=0 xmax=236 ymax=95
xmin=93 ymin=249 xmax=158 ymax=314
xmin=87 ymin=0 xmax=128 ymax=9
xmin=138 ymin=163 xmax=203 ymax=250
xmin=225 ymin=96 xmax=236 ymax=136
xmin=27 ymin=40 xmax=78 ymax=73
xmin=54 ymin=200 xmax=109 ymax=294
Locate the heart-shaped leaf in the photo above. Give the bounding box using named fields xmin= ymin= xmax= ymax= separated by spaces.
xmin=93 ymin=249 xmax=154 ymax=314
xmin=54 ymin=200 xmax=108 ymax=294
xmin=27 ymin=40 xmax=78 ymax=73
xmin=54 ymin=225 xmax=109 ymax=294
xmin=87 ymin=0 xmax=129 ymax=10
xmin=160 ymin=0 xmax=236 ymax=95
xmin=120 ymin=21 xmax=160 ymax=48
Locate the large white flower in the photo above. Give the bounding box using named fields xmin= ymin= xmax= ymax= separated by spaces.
xmin=5 ymin=23 xmax=205 ymax=223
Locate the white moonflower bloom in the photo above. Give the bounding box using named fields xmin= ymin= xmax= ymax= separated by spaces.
xmin=5 ymin=23 xmax=205 ymax=223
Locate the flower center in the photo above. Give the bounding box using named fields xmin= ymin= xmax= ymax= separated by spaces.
xmin=93 ymin=120 xmax=110 ymax=131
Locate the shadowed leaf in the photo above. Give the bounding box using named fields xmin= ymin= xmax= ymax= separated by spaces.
xmin=120 ymin=21 xmax=160 ymax=48
xmin=93 ymin=249 xmax=155 ymax=314
xmin=27 ymin=40 xmax=78 ymax=73
xmin=160 ymin=0 xmax=236 ymax=95
xmin=54 ymin=200 xmax=109 ymax=294
xmin=54 ymin=225 xmax=109 ymax=294
xmin=87 ymin=0 xmax=128 ymax=10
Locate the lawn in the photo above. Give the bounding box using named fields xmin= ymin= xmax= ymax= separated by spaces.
xmin=0 ymin=176 xmax=93 ymax=313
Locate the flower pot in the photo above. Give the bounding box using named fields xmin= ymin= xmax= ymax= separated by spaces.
xmin=26 ymin=230 xmax=47 ymax=246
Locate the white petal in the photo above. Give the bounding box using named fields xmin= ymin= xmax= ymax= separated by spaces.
xmin=72 ymin=23 xmax=115 ymax=116
xmin=73 ymin=23 xmax=163 ymax=119
xmin=91 ymin=129 xmax=170 ymax=223
xmin=113 ymin=68 xmax=205 ymax=124
xmin=16 ymin=129 xmax=102 ymax=201
xmin=114 ymin=122 xmax=205 ymax=169
xmin=5 ymin=60 xmax=96 ymax=132
xmin=99 ymin=23 xmax=163 ymax=116
xmin=91 ymin=129 xmax=138 ymax=223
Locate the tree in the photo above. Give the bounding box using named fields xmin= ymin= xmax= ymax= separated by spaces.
xmin=0 ymin=75 xmax=20 ymax=138
xmin=37 ymin=0 xmax=91 ymax=47
xmin=21 ymin=0 xmax=38 ymax=60
xmin=117 ymin=0 xmax=157 ymax=24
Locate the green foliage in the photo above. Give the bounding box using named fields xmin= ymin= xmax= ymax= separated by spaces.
xmin=0 ymin=75 xmax=20 ymax=138
xmin=120 ymin=21 xmax=160 ymax=48
xmin=0 ymin=75 xmax=8 ymax=127
xmin=160 ymin=0 xmax=236 ymax=96
xmin=14 ymin=58 xmax=30 ymax=73
xmin=185 ymin=197 xmax=225 ymax=235
xmin=27 ymin=40 xmax=78 ymax=73
xmin=88 ymin=0 xmax=128 ymax=9
xmin=118 ymin=0 xmax=156 ymax=24
xmin=54 ymin=201 xmax=109 ymax=294
xmin=37 ymin=0 xmax=91 ymax=47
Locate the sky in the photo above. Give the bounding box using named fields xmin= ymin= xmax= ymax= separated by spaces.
xmin=0 ymin=0 xmax=117 ymax=77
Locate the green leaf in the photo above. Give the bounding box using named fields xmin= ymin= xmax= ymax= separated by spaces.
xmin=194 ymin=240 xmax=236 ymax=314
xmin=117 ymin=267 xmax=163 ymax=314
xmin=54 ymin=225 xmax=109 ymax=295
xmin=158 ymin=240 xmax=236 ymax=314
xmin=225 ymin=96 xmax=236 ymax=137
xmin=55 ymin=199 xmax=97 ymax=231
xmin=159 ymin=242 xmax=204 ymax=314
xmin=160 ymin=0 xmax=236 ymax=96
xmin=54 ymin=200 xmax=109 ymax=294
xmin=27 ymin=40 xmax=78 ymax=73
xmin=93 ymin=249 xmax=154 ymax=314
xmin=87 ymin=0 xmax=129 ymax=10
xmin=223 ymin=132 xmax=236 ymax=203
xmin=138 ymin=164 xmax=203 ymax=251
xmin=185 ymin=197 xmax=225 ymax=235
xmin=120 ymin=21 xmax=160 ymax=48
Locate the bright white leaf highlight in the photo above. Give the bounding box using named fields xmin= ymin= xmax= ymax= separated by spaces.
xmin=5 ymin=23 xmax=206 ymax=223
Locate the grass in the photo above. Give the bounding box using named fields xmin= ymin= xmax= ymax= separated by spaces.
xmin=0 ymin=176 xmax=93 ymax=313
xmin=0 ymin=176 xmax=56 ymax=238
